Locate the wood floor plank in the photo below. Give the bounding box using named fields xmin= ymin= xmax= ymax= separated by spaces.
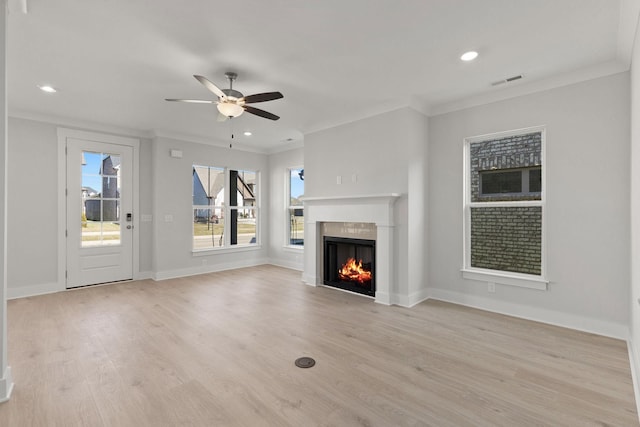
xmin=0 ymin=265 xmax=636 ymax=426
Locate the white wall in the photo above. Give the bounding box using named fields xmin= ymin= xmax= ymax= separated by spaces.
xmin=151 ymin=136 xmax=270 ymax=279
xmin=267 ymin=146 xmax=304 ymax=270
xmin=304 ymin=107 xmax=429 ymax=305
xmin=6 ymin=117 xmax=154 ymax=296
xmin=428 ymin=72 xmax=631 ymax=338
xmin=7 ymin=118 xmax=58 ymax=293
xmin=629 ymin=14 xmax=640 ymax=403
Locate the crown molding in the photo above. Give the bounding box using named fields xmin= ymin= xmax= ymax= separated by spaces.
xmin=9 ymin=109 xmax=152 ymax=139
xmin=427 ymin=60 xmax=629 ymax=117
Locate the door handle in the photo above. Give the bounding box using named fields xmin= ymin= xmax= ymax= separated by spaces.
xmin=126 ymin=225 xmax=133 ymax=229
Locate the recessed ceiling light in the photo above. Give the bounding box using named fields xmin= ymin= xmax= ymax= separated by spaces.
xmin=38 ymin=85 xmax=57 ymax=93
xmin=460 ymin=51 xmax=478 ymax=61
xmin=244 ymin=131 xmax=252 ymax=136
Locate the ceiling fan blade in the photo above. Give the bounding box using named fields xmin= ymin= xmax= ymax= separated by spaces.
xmin=165 ymin=98 xmax=214 ymax=103
xmin=244 ymin=105 xmax=280 ymax=120
xmin=193 ymin=75 xmax=227 ymax=100
xmin=241 ymin=91 xmax=284 ymax=104
xmin=217 ymin=112 xmax=229 ymax=122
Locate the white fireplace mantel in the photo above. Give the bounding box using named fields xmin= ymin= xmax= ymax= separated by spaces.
xmin=302 ymin=193 xmax=402 ymax=305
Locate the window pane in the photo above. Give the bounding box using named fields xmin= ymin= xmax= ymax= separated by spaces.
xmin=290 ymin=168 xmax=304 ymax=206
xmin=234 ymin=170 xmax=257 ymax=207
xmin=470 ymin=132 xmax=542 ymax=202
xmin=193 ymin=165 xmax=225 ymax=206
xmin=289 ymin=208 xmax=304 ymax=245
xmin=470 ymin=206 xmax=542 ymax=275
xmin=233 ymin=208 xmax=256 ymax=245
xmin=529 ymin=168 xmax=542 ymax=193
xmin=480 ymin=170 xmax=522 ymax=195
xmin=193 ymin=208 xmax=225 ymax=250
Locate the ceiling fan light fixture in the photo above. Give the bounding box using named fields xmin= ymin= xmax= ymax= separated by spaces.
xmin=217 ymin=102 xmax=244 ymax=118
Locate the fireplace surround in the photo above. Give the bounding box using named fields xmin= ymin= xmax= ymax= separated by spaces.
xmin=302 ymin=193 xmax=400 ymax=305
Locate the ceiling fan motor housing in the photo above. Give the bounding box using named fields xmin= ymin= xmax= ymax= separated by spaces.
xmin=222 ymin=88 xmax=243 ymax=99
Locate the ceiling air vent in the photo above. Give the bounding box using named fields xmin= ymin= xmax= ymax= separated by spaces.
xmin=491 ymin=74 xmax=524 ymax=87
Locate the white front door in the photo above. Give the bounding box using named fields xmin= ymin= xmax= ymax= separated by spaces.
xmin=65 ymin=138 xmax=134 ymax=288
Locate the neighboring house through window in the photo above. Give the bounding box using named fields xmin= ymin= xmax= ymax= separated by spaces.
xmin=287 ymin=167 xmax=304 ymax=247
xmin=463 ymin=127 xmax=547 ymax=289
xmin=192 ymin=165 xmax=258 ymax=251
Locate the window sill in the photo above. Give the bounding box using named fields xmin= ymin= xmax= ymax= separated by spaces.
xmin=192 ymin=245 xmax=262 ymax=256
xmin=283 ymin=245 xmax=304 ymax=252
xmin=460 ymin=268 xmax=548 ymax=290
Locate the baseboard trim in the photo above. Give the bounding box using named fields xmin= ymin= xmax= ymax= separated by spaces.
xmin=302 ymin=274 xmax=318 ymax=286
xmin=153 ymin=258 xmax=270 ymax=281
xmin=7 ymin=282 xmax=62 ymax=300
xmin=267 ymin=258 xmax=303 ymax=272
xmin=629 ymin=338 xmax=640 ymax=423
xmin=0 ymin=366 xmax=13 ymax=403
xmin=135 ymin=271 xmax=153 ymax=280
xmin=428 ymin=288 xmax=628 ymax=340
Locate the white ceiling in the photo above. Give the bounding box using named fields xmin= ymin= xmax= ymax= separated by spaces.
xmin=6 ymin=0 xmax=638 ymax=152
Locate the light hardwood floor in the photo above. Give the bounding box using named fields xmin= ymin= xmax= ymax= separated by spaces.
xmin=0 ymin=265 xmax=637 ymax=426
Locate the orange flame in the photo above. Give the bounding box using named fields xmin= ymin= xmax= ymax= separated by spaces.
xmin=338 ymin=258 xmax=372 ymax=284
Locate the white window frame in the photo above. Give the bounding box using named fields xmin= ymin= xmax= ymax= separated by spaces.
xmin=461 ymin=126 xmax=548 ymax=290
xmin=192 ymin=166 xmax=260 ymax=254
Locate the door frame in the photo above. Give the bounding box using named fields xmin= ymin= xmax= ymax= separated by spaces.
xmin=57 ymin=128 xmax=140 ymax=290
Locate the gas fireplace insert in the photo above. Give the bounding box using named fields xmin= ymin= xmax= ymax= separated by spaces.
xmin=323 ymin=236 xmax=375 ymax=297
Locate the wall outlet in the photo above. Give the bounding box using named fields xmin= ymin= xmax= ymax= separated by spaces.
xmin=164 ymin=214 xmax=173 ymax=222
xmin=488 ymin=282 xmax=496 ymax=293
xmin=336 ymin=175 xmax=342 ymax=185
xmin=352 ymin=174 xmax=358 ymax=183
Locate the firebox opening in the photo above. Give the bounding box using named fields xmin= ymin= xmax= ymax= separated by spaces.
xmin=323 ymin=236 xmax=375 ymax=297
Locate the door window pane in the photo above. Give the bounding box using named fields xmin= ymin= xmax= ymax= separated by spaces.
xmin=81 ymin=151 xmax=121 ymax=247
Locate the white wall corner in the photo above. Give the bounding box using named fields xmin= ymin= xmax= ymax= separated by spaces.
xmin=407 ymin=288 xmax=430 ymax=308
xmin=0 ymin=366 xmax=13 ymax=403
xmin=388 ymin=288 xmax=430 ymax=308
xmin=134 ymin=271 xmax=154 ymax=281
